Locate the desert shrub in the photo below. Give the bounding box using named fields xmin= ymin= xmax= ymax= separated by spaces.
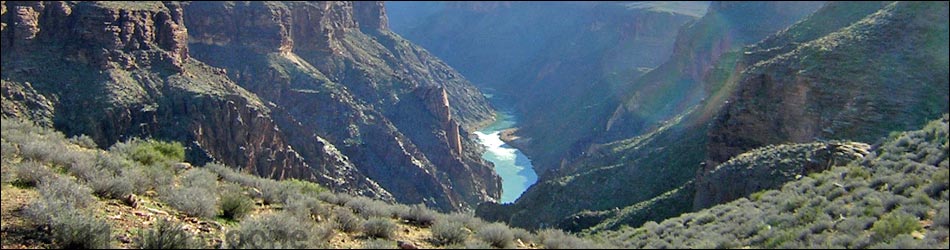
xmin=316 ymin=192 xmax=342 ymax=205
xmin=345 ymin=196 xmax=392 ymax=219
xmin=227 ymin=212 xmax=321 ymax=248
xmin=219 ymin=186 xmax=254 ymax=221
xmin=463 ymin=240 xmax=492 ymax=249
xmin=204 ymin=163 xmax=253 ymax=186
xmin=88 ymin=171 xmax=134 ymax=199
xmin=68 ymin=135 xmax=98 ymax=149
xmin=1 ymin=140 xmax=16 ymax=161
xmin=846 ymin=166 xmax=872 ymax=180
xmin=285 ymin=196 xmax=328 ymax=221
xmin=363 ymin=217 xmax=396 ymax=239
xmin=439 ymin=212 xmax=486 ymax=230
xmin=331 ymin=193 xmax=356 ymax=206
xmin=0 ymin=163 xmax=12 ymax=184
xmin=693 ymin=212 xmax=716 ymax=225
xmin=538 ymin=228 xmax=592 ymax=249
xmin=12 ymin=160 xmax=54 ymax=187
xmin=404 ymin=204 xmax=437 ymax=227
xmin=19 ymin=139 xmax=65 ymax=164
xmin=65 ymin=155 xmax=98 ymax=182
xmin=390 ymin=204 xmax=411 ymax=219
xmin=871 ymin=212 xmax=922 ymax=242
xmin=256 ymin=178 xmax=296 ymax=205
xmin=119 ymin=166 xmax=152 ymax=194
xmin=283 ymin=178 xmax=326 ymax=196
xmin=138 ymin=219 xmax=199 ymax=249
xmin=335 ymin=209 xmax=364 ymax=233
xmin=870 ymin=234 xmax=922 ymax=249
xmin=511 ymin=227 xmax=535 ymax=244
xmin=835 ymin=215 xmax=876 ymax=234
xmin=179 ymin=168 xmax=218 ymax=191
xmin=114 ymin=139 xmax=185 ymax=166
xmin=74 ymin=153 xmax=137 ymax=199
xmin=51 ymin=210 xmax=112 ymax=249
xmin=25 ymin=176 xmax=96 ymax=231
xmin=763 ymin=229 xmax=799 ymax=248
xmin=136 ymin=164 xmax=175 ymax=195
xmin=431 ymin=220 xmax=469 ymax=246
xmin=314 ymin=222 xmax=337 ymax=243
xmin=935 ymin=203 xmax=949 ymax=228
xmin=896 ymin=202 xmax=931 ymax=219
xmin=96 ymin=152 xmax=134 ymax=172
xmin=476 ymin=223 xmax=514 ymax=248
xmin=362 ymin=239 xmax=397 ymax=249
xmin=161 ymin=186 xmax=217 ymax=218
xmin=809 ymin=220 xmax=833 ymax=234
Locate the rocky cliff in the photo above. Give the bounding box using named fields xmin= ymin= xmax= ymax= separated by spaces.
xmin=1 ymin=1 xmax=500 ymax=211
xmin=705 ymin=1 xmax=950 ymax=168
xmin=0 ymin=1 xmax=318 ymax=182
xmin=180 ymin=1 xmax=499 ymax=211
xmin=693 ymin=141 xmax=870 ymax=210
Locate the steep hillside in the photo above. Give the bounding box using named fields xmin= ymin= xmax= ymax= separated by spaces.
xmin=706 ymin=1 xmax=950 ymax=168
xmin=180 ymin=1 xmax=500 ymax=211
xmin=1 ymin=1 xmax=312 ymax=185
xmin=477 ymin=1 xmax=825 ymax=231
xmin=594 ymin=115 xmax=949 ymax=248
xmin=0 ymin=1 xmax=500 ymax=211
xmin=693 ymin=141 xmax=870 ymax=210
xmin=602 ymin=1 xmax=825 ymax=141
xmin=0 ymin=118 xmax=600 ymax=249
xmin=607 ymin=2 xmax=948 ymax=232
xmin=388 ymin=1 xmax=707 ymax=172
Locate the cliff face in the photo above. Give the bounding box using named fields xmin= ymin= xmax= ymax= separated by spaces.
xmin=1 ymin=1 xmax=500 ymax=211
xmin=705 ymin=1 xmax=950 ymax=168
xmin=181 ymin=1 xmax=499 ymax=211
xmin=0 ymin=1 xmax=318 ymax=182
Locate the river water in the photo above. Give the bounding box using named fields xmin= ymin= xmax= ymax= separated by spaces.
xmin=475 ymin=106 xmax=538 ymax=204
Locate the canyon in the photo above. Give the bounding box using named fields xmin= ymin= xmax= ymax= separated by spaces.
xmin=1 ymin=1 xmax=948 ymax=248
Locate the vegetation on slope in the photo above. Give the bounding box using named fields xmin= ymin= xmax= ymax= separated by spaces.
xmin=0 ymin=118 xmax=598 ymax=249
xmin=592 ymin=115 xmax=949 ymax=248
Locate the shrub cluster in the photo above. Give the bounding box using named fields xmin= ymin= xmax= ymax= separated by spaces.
xmin=363 ymin=217 xmax=397 ymax=239
xmin=227 ymin=212 xmax=325 ymax=248
xmin=431 ymin=220 xmax=469 ymax=246
xmin=137 ymin=219 xmax=199 ymax=249
xmin=2 ymin=118 xmax=600 ymax=250
xmin=595 ymin=115 xmax=950 ymax=249
xmin=476 ymin=223 xmax=515 ymax=248
xmin=219 ymin=184 xmax=254 ymax=221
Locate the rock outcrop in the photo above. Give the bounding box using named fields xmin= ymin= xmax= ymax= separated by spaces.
xmin=0 ymin=1 xmax=316 ymax=181
xmin=693 ymin=141 xmax=870 ymax=210
xmin=1 ymin=1 xmax=500 ymax=211
xmin=354 ymin=1 xmax=387 ymax=31
xmin=417 ymin=86 xmax=462 ymax=154
xmin=181 ymin=1 xmax=499 ymax=210
xmin=1 ymin=80 xmax=54 ymax=127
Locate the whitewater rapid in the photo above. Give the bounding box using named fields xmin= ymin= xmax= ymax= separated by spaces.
xmin=475 ymin=112 xmax=538 ymax=204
